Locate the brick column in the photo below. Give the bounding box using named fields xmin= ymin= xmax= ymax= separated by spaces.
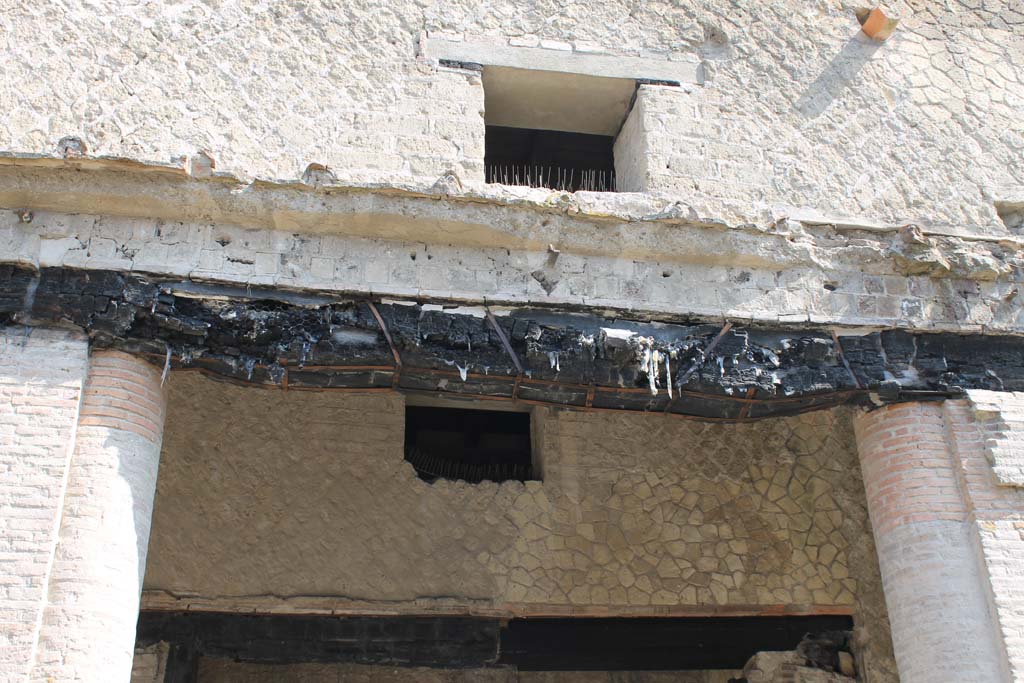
xmin=853 ymin=403 xmax=1006 ymax=682
xmin=31 ymin=351 xmax=167 ymax=682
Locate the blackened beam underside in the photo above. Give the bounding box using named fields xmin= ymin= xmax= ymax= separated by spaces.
xmin=2 ymin=265 xmax=1022 ymax=421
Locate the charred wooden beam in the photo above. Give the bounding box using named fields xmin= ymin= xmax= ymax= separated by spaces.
xmin=3 ymin=265 xmax=1023 ymax=421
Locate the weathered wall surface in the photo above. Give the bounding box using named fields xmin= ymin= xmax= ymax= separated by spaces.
xmin=954 ymin=392 xmax=1024 ymax=681
xmin=632 ymin=4 xmax=1024 ymax=231
xmin=2 ymin=1 xmax=1021 ymax=232
xmin=853 ymin=402 xmax=1007 ymax=682
xmin=143 ymin=372 xmax=897 ymax=681
xmin=4 ymin=208 xmax=1022 ymax=334
xmin=0 ymin=327 xmax=87 ymax=683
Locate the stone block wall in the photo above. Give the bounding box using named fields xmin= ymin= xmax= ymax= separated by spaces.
xmin=629 ymin=8 xmax=1024 ymax=231
xmin=3 ymin=1 xmax=1021 ymax=231
xmin=0 ymin=327 xmax=88 ymax=683
xmin=611 ymin=95 xmax=649 ymax=193
xmin=142 ymin=371 xmax=897 ymax=682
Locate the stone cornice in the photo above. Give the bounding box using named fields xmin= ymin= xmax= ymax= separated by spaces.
xmin=0 ymin=154 xmax=1020 ymax=282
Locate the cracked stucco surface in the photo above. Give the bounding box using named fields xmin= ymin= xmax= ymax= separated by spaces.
xmin=1 ymin=1 xmax=1021 ymax=232
xmin=143 ymin=372 xmax=897 ymax=682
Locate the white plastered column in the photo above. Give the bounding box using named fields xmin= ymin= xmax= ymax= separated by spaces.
xmin=31 ymin=351 xmax=167 ymax=682
xmin=0 ymin=327 xmax=89 ymax=683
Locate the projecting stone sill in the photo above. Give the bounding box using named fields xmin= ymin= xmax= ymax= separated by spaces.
xmin=4 ymin=265 xmax=1024 ymax=421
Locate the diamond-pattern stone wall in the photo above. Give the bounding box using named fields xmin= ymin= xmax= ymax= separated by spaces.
xmin=143 ymin=371 xmax=897 ymax=682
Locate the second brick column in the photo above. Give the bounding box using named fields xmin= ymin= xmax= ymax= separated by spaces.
xmin=31 ymin=350 xmax=167 ymax=682
xmin=853 ymin=402 xmax=1005 ymax=682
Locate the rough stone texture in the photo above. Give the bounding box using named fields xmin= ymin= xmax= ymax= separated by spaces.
xmin=0 ymin=327 xmax=88 ymax=683
xmin=968 ymin=390 xmax=1024 ymax=487
xmin=131 ymin=642 xmax=170 ymax=683
xmin=1 ymin=2 xmax=1023 ymax=340
xmin=143 ymin=371 xmax=897 ymax=682
xmin=853 ymin=402 xmax=1007 ymax=682
xmin=1 ymin=1 xmax=1021 ymax=232
xmin=194 ymin=660 xmax=740 ymax=682
xmin=31 ymin=351 xmax=167 ymax=682
xmin=742 ymin=651 xmax=852 ymax=683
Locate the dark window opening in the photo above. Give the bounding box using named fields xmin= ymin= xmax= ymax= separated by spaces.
xmin=404 ymin=406 xmax=533 ymax=483
xmin=485 ymin=125 xmax=615 ymax=192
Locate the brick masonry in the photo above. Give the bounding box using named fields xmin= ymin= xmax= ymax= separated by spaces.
xmin=954 ymin=392 xmax=1024 ymax=680
xmin=968 ymin=390 xmax=1024 ymax=487
xmin=30 ymin=351 xmax=167 ymax=682
xmin=854 ymin=400 xmax=1024 ymax=682
xmin=0 ymin=327 xmax=88 ymax=683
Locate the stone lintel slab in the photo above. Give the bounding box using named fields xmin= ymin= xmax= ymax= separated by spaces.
xmin=420 ymin=35 xmax=703 ymax=85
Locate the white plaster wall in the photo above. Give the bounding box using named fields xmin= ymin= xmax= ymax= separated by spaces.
xmin=31 ymin=352 xmax=167 ymax=682
xmin=1 ymin=1 xmax=1021 ymax=232
xmin=953 ymin=394 xmax=1024 ymax=681
xmin=612 ymin=95 xmax=648 ymax=193
xmin=0 ymin=327 xmax=88 ymax=683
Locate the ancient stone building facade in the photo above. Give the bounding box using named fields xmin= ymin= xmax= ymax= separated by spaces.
xmin=1 ymin=1 xmax=1023 ymax=682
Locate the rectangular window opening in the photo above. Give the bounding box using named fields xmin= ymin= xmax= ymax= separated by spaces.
xmin=405 ymin=405 xmax=534 ymax=484
xmin=485 ymin=126 xmax=615 ymax=192
xmin=482 ymin=66 xmax=636 ymax=193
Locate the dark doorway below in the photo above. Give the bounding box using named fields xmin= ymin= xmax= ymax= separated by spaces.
xmin=136 ymin=611 xmax=854 ymax=681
